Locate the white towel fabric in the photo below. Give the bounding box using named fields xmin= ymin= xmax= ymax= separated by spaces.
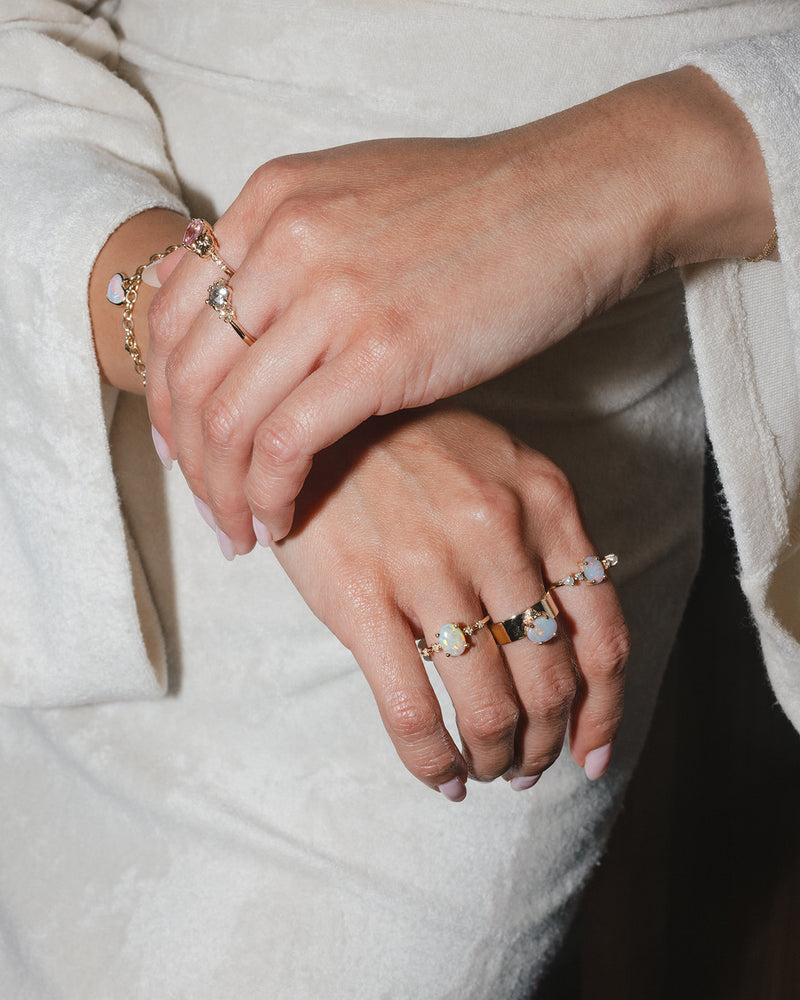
xmin=0 ymin=1 xmax=798 ymax=996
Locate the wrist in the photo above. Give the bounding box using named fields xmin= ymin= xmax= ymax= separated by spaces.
xmin=622 ymin=67 xmax=775 ymax=270
xmin=89 ymin=208 xmax=188 ymax=393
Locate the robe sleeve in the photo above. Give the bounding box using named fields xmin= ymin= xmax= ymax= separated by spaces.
xmin=0 ymin=1 xmax=187 ymax=705
xmin=677 ymin=29 xmax=800 ymax=730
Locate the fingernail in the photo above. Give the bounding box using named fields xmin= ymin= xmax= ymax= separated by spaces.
xmin=151 ymin=425 xmax=173 ymax=470
xmin=216 ymin=526 xmax=236 ymax=562
xmin=193 ymin=495 xmax=216 ymax=530
xmin=438 ymin=778 xmax=467 ymax=803
xmin=510 ymin=774 xmax=541 ymax=792
xmin=252 ymin=514 xmax=273 ymax=548
xmin=584 ymin=742 xmax=613 ymax=781
xmin=141 ymin=261 xmax=162 ymax=288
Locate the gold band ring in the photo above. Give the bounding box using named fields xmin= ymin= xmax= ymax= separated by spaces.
xmin=489 ymin=592 xmax=559 ymax=646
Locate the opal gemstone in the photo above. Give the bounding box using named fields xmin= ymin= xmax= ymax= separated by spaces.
xmin=583 ymin=557 xmax=606 ymax=584
xmin=438 ymin=624 xmax=467 ymax=656
xmin=184 ymin=218 xmax=205 ymax=247
xmin=106 ymin=272 xmax=125 ymax=305
xmin=526 ymin=617 xmax=557 ymax=643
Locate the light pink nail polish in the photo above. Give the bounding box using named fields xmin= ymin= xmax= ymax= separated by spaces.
xmin=141 ymin=261 xmax=162 ymax=288
xmin=252 ymin=515 xmax=273 ymax=548
xmin=584 ymin=742 xmax=613 ymax=781
xmin=216 ymin=526 xmax=236 ymax=562
xmin=438 ymin=778 xmax=467 ymax=803
xmin=510 ymin=774 xmax=541 ymax=791
xmin=151 ymin=425 xmax=173 ymax=470
xmin=193 ymin=495 xmax=216 ymax=530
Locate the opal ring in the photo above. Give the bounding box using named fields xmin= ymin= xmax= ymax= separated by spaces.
xmin=549 ymin=554 xmax=618 ymax=590
xmin=488 ymin=593 xmax=559 ymax=646
xmin=183 ymin=218 xmax=235 ymax=277
xmin=419 ymin=616 xmax=490 ymax=660
xmin=206 ymin=281 xmax=256 ymax=346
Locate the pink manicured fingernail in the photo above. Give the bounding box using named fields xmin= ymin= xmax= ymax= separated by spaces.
xmin=151 ymin=425 xmax=173 ymax=470
xmin=510 ymin=774 xmax=541 ymax=791
xmin=584 ymin=742 xmax=613 ymax=781
xmin=438 ymin=778 xmax=467 ymax=803
xmin=141 ymin=261 xmax=162 ymax=288
xmin=193 ymin=495 xmax=216 ymax=530
xmin=216 ymin=526 xmax=236 ymax=562
xmin=252 ymin=515 xmax=273 ymax=548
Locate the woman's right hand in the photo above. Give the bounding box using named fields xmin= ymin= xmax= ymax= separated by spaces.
xmin=260 ymin=408 xmax=629 ymax=799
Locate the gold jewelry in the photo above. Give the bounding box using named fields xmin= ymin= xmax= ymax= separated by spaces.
xmin=488 ymin=593 xmax=559 ymax=646
xmin=548 ymin=554 xmax=618 ymax=590
xmin=106 ymin=243 xmax=180 ymax=387
xmin=206 ymin=281 xmax=256 ymax=346
xmin=419 ymin=616 xmax=490 ymax=659
xmin=743 ymin=226 xmax=778 ymax=263
xmin=182 ymin=218 xmax=235 ymax=276
xmin=107 ymin=218 xmax=239 ymax=386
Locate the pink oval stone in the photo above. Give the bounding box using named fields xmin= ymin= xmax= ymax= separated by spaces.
xmin=183 ymin=218 xmax=205 ymax=247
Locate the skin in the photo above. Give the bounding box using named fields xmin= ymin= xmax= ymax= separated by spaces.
xmin=88 ymin=65 xmax=773 ymax=795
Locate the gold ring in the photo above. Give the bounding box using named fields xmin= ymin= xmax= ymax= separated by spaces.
xmin=419 ymin=615 xmax=490 ymax=660
xmin=183 ymin=218 xmax=235 ymax=277
xmin=488 ymin=592 xmax=559 ymax=645
xmin=549 ymin=554 xmax=618 ymax=590
xmin=206 ymin=281 xmax=256 ymax=346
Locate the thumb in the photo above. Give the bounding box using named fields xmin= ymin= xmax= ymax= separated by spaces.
xmin=142 ymin=246 xmax=189 ymax=288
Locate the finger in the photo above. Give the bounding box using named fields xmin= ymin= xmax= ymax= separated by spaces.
xmin=246 ymin=350 xmax=389 ymax=541
xmin=549 ymin=560 xmax=629 ymax=779
xmin=417 ymin=594 xmax=520 ymax=784
xmin=346 ymin=606 xmax=469 ymax=800
xmin=477 ymin=554 xmax=577 ymax=786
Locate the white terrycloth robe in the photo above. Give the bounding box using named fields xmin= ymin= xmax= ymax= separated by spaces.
xmin=1 ymin=1 xmax=799 ymax=996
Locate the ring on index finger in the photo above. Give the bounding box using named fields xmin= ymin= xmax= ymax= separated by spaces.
xmin=418 ymin=616 xmax=490 ymax=660
xmin=183 ymin=218 xmax=235 ymax=277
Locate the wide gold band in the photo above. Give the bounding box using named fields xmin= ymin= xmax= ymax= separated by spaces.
xmin=489 ymin=593 xmax=559 ymax=646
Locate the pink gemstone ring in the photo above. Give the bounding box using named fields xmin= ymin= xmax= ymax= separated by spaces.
xmin=549 ymin=554 xmax=618 ymax=591
xmin=419 ymin=616 xmax=490 ymax=660
xmin=183 ymin=218 xmax=235 ymax=277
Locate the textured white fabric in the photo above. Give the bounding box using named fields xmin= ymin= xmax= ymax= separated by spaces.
xmin=0 ymin=1 xmax=799 ymax=996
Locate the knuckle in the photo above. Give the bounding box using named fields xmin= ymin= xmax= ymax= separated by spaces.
xmin=530 ymin=661 xmax=577 ymax=722
xmin=382 ymin=689 xmax=441 ymax=745
xmin=460 ymin=483 xmax=523 ymax=540
xmin=459 ymin=698 xmax=519 ymax=747
xmin=269 ymin=194 xmax=323 ymax=253
xmin=252 ymin=418 xmax=304 ymax=469
xmin=589 ymin=618 xmax=631 ymax=681
xmin=201 ymin=393 xmax=243 ymax=455
xmin=164 ymin=348 xmax=202 ymax=405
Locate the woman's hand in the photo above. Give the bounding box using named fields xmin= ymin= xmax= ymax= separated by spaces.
xmin=145 ymin=66 xmax=773 ymax=546
xmin=261 ymin=409 xmax=629 ymax=799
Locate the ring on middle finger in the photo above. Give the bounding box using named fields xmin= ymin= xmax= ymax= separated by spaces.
xmin=206 ymin=280 xmax=256 ymax=346
xmin=488 ymin=592 xmax=560 ymax=646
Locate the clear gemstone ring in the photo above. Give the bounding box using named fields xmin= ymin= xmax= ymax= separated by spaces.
xmin=206 ymin=280 xmax=256 ymax=346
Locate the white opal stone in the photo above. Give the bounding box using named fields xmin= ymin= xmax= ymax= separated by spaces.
xmin=106 ymin=273 xmax=125 ymax=305
xmin=438 ymin=624 xmax=467 ymax=656
xmin=583 ymin=557 xmax=605 ymax=584
xmin=526 ymin=617 xmax=557 ymax=643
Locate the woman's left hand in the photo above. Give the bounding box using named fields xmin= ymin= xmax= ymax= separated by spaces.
xmin=257 ymin=408 xmax=629 ymax=798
